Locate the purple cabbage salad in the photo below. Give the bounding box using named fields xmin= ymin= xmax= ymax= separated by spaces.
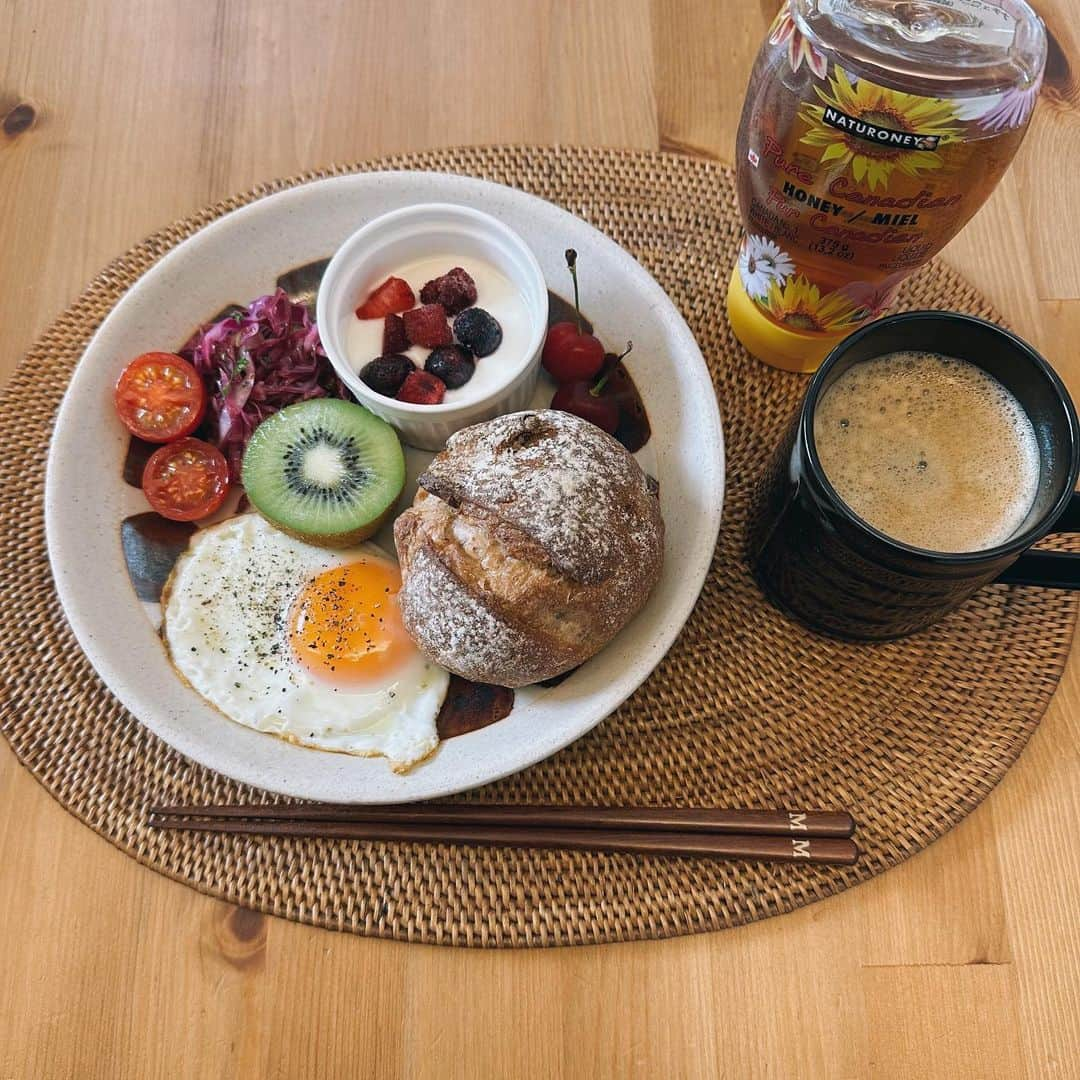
xmin=180 ymin=289 xmax=350 ymax=480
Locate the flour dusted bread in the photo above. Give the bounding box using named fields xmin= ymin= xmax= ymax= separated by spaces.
xmin=393 ymin=410 xmax=664 ymax=687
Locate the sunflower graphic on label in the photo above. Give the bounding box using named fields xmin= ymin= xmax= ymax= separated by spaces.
xmin=798 ymin=70 xmax=963 ymax=192
xmin=760 ymin=275 xmax=861 ymax=334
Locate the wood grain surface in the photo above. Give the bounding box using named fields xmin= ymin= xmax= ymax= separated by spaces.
xmin=2 ymin=1 xmax=1078 ymax=1076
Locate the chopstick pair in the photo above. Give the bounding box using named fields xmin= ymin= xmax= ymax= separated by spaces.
xmin=148 ymin=803 xmax=859 ymax=866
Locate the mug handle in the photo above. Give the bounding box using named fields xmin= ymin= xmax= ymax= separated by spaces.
xmin=996 ymin=491 xmax=1080 ymax=589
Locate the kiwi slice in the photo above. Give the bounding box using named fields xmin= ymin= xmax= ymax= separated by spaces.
xmin=242 ymin=399 xmax=405 ymax=548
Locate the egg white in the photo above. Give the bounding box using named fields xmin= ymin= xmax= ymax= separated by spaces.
xmin=162 ymin=513 xmax=449 ymax=771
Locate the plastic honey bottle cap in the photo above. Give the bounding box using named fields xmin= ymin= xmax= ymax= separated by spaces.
xmin=726 ymin=269 xmax=846 ymax=374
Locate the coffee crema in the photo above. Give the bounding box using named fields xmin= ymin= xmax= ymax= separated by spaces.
xmin=813 ymin=351 xmax=1040 ymax=553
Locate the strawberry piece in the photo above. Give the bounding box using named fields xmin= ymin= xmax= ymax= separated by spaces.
xmin=396 ymin=370 xmax=446 ymax=405
xmin=419 ymin=267 xmax=478 ymax=315
xmin=382 ymin=313 xmax=409 ymax=355
xmin=355 ymin=276 xmax=416 ymax=319
xmin=402 ymin=303 xmax=453 ymax=348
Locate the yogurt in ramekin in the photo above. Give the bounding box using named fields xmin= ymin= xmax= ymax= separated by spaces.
xmin=344 ymin=253 xmax=532 ymax=405
xmin=318 ymin=204 xmax=548 ymax=451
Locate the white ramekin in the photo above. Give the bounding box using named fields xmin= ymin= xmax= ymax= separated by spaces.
xmin=317 ymin=203 xmax=549 ymax=451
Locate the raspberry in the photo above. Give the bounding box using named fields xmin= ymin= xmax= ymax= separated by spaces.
xmin=359 ymin=354 xmax=414 ymax=397
xmin=402 ymin=303 xmax=453 ymax=348
xmin=396 ymin=370 xmax=446 ymax=405
xmin=425 ymin=345 xmax=475 ymax=389
xmin=355 ymin=276 xmax=415 ymax=319
xmin=419 ymin=267 xmax=478 ymax=315
xmin=382 ymin=313 xmax=408 ymax=355
xmin=453 ymin=307 xmax=502 ymax=357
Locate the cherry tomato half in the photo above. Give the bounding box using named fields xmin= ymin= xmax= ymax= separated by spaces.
xmin=142 ymin=438 xmax=230 ymax=522
xmin=115 ymin=352 xmax=207 ymax=443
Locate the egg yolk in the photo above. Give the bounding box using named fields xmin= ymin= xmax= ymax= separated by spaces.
xmin=289 ymin=558 xmax=414 ymax=686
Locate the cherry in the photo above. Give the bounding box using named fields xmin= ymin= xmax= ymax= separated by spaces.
xmin=543 ymin=322 xmax=605 ymax=382
xmin=542 ymin=249 xmax=605 ymax=383
xmin=551 ymin=380 xmax=619 ymax=433
xmin=549 ymin=341 xmax=632 ymax=435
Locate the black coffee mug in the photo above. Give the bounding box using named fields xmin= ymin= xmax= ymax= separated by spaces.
xmin=748 ymin=311 xmax=1080 ymax=641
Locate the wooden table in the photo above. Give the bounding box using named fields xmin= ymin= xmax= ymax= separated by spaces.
xmin=2 ymin=2 xmax=1078 ymax=1075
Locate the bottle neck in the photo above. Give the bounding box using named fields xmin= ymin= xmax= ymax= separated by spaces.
xmin=790 ymin=0 xmax=1047 ymax=97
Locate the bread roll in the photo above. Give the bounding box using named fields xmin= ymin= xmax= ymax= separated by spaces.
xmin=393 ymin=410 xmax=664 ymax=687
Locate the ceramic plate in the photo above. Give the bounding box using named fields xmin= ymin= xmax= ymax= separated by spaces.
xmin=45 ymin=172 xmax=724 ymax=802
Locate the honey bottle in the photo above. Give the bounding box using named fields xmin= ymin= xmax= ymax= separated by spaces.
xmin=728 ymin=0 xmax=1047 ymax=372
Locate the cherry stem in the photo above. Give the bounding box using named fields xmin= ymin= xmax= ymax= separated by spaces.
xmin=566 ymin=248 xmax=582 ymax=334
xmin=590 ymin=341 xmax=633 ymax=397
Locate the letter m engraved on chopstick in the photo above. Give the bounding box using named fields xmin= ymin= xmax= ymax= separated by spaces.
xmin=787 ymin=812 xmax=808 ymax=831
xmin=791 ymin=839 xmax=811 ymax=858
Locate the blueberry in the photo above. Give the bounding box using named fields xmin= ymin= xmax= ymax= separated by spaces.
xmin=453 ymin=307 xmax=503 ymax=358
xmin=425 ymin=345 xmax=476 ymax=389
xmin=359 ymin=354 xmax=415 ymax=397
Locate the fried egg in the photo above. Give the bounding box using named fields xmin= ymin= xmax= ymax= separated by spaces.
xmin=162 ymin=514 xmax=449 ymax=771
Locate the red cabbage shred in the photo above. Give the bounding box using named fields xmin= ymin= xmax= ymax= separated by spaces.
xmin=180 ymin=289 xmax=350 ymax=481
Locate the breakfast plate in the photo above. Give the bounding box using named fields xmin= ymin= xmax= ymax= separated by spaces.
xmin=45 ymin=172 xmax=724 ymax=802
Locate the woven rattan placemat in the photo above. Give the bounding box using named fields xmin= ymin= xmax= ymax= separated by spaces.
xmin=2 ymin=146 xmax=1075 ymax=947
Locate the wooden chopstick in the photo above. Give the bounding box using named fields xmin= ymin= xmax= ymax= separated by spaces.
xmin=147 ymin=803 xmax=855 ymax=838
xmin=147 ymin=815 xmax=858 ymax=865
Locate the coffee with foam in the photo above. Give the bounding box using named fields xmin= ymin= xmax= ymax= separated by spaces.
xmin=813 ymin=351 xmax=1040 ymax=554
